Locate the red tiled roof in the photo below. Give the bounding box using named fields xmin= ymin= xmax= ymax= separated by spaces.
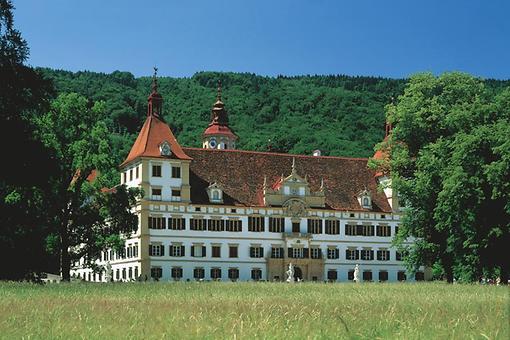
xmin=183 ymin=147 xmax=392 ymax=212
xmin=203 ymin=124 xmax=237 ymax=138
xmin=121 ymin=115 xmax=191 ymax=167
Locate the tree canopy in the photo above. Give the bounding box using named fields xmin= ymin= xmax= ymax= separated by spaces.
xmin=381 ymin=72 xmax=510 ymax=282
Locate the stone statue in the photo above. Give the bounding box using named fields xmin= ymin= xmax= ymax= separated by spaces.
xmin=286 ymin=263 xmax=294 ymax=283
xmin=105 ymin=261 xmax=113 ymax=282
xmin=353 ymin=264 xmax=360 ymax=283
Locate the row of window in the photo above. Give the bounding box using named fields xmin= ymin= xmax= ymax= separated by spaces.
xmin=151 ymin=165 xmax=181 ymax=179
xmin=122 ymin=165 xmax=140 ymax=183
xmin=148 ymin=244 xmax=403 ymax=261
xmin=102 ymin=243 xmax=139 ymax=262
xmin=148 ymin=267 xmax=425 ymax=282
xmin=151 ymin=267 xmax=263 ymax=281
xmin=76 ymin=266 xmax=140 ymax=282
xmin=148 ymin=216 xmax=394 ymax=236
xmin=151 ymin=188 xmax=181 ymax=201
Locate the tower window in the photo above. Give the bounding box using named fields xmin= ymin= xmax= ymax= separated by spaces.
xmin=152 ymin=165 xmax=162 ymax=177
xmin=171 ymin=166 xmax=181 ymax=178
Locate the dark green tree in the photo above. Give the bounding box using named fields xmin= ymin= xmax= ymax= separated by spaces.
xmin=36 ymin=93 xmax=142 ymax=281
xmin=0 ymin=0 xmax=57 ymax=280
xmin=377 ymin=72 xmax=510 ymax=282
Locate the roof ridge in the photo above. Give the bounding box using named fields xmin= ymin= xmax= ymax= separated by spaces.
xmin=182 ymin=146 xmax=369 ymax=161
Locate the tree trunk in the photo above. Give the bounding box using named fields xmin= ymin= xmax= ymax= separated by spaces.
xmin=60 ymin=230 xmax=71 ymax=282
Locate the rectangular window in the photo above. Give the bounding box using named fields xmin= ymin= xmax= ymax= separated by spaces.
xmin=135 ymin=166 xmax=139 ymax=179
xmin=211 ymin=268 xmax=221 ymax=280
xmin=151 ymin=188 xmax=162 ymax=201
xmin=292 ymin=222 xmax=300 ymax=233
xmin=377 ymin=249 xmax=390 ymax=261
xmin=191 ymin=244 xmax=206 ymax=257
xmin=361 ymin=249 xmax=374 ymax=261
xmin=211 ymin=245 xmax=221 ymax=258
xmin=208 ymin=219 xmax=225 ymax=232
xmin=228 ymin=268 xmax=239 ymax=281
xmin=310 ymin=247 xmax=322 ymax=259
xmin=249 ymin=246 xmax=263 ymax=258
xmin=291 ymin=248 xmax=304 ymax=259
xmin=357 ymin=224 xmax=374 ymax=236
xmin=268 ymin=217 xmax=284 ymax=233
xmin=122 ymin=268 xmax=126 ymax=280
xmin=171 ymin=267 xmax=183 ymax=280
xmin=379 ymin=271 xmax=388 ymax=282
xmin=133 ymin=244 xmax=138 ymax=257
xmin=152 ymin=165 xmax=162 ymax=177
xmin=150 ymin=267 xmax=162 ymax=279
xmin=327 ymin=247 xmax=339 ymax=259
xmin=148 ymin=216 xmax=166 ymax=229
xmin=122 ymin=172 xmax=126 ymax=183
xmin=149 ymin=244 xmax=164 ymax=256
xmin=363 ymin=271 xmax=373 ymax=282
xmin=327 ymin=270 xmax=338 ymax=281
xmin=193 ymin=268 xmax=205 ymax=280
xmin=348 ymin=270 xmax=354 ymax=281
xmin=345 ymin=224 xmax=357 ymax=236
xmin=325 ymin=220 xmax=340 ymax=234
xmin=396 ymin=251 xmax=404 ymax=261
xmin=346 ymin=249 xmax=359 ymax=260
xmin=134 ymin=266 xmax=138 ymax=279
xmin=376 ymin=225 xmax=391 ymax=237
xmin=129 ymin=169 xmax=133 ymax=181
xmin=398 ymin=271 xmax=407 ymax=281
xmin=226 ymin=219 xmax=242 ymax=232
xmin=171 ymin=166 xmax=181 ymax=178
xmin=169 ymin=244 xmax=185 ymax=257
xmin=168 ymin=217 xmax=185 ymax=230
xmin=307 ymin=219 xmax=323 ymax=234
xmin=271 ymin=247 xmax=284 ymax=259
xmin=190 ymin=218 xmax=206 ymax=231
xmin=171 ymin=189 xmax=181 ymax=199
xmin=248 ymin=216 xmax=265 ymax=232
xmin=229 ymin=245 xmax=238 ymax=258
xmin=251 ymin=268 xmax=262 ymax=281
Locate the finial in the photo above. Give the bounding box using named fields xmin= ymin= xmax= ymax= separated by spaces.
xmin=291 ymin=157 xmax=296 ymax=174
xmin=217 ymin=80 xmax=222 ymax=101
xmin=320 ymin=178 xmax=324 ymax=190
xmin=263 ymin=176 xmax=267 ymax=188
xmin=152 ymin=66 xmax=159 ymax=93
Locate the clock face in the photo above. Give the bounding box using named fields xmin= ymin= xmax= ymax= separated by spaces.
xmin=160 ymin=141 xmax=171 ymax=156
xmin=209 ymin=138 xmax=217 ymax=148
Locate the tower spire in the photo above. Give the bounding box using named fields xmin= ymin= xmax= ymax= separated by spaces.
xmin=217 ymin=80 xmax=222 ymax=102
xmin=147 ymin=66 xmax=163 ymax=118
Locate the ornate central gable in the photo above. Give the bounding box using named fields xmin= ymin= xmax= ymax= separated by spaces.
xmin=263 ymin=158 xmax=325 ymax=209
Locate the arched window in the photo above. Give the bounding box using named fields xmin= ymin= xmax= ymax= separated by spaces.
xmin=212 ymin=190 xmax=219 ymax=200
xmin=363 ymin=197 xmax=369 ymax=206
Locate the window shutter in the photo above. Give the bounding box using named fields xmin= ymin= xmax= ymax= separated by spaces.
xmin=148 ymin=217 xmax=152 ymax=228
xmin=356 ymin=225 xmax=363 ymax=236
xmin=288 ymin=248 xmax=293 ymax=258
xmin=149 ymin=245 xmax=153 ymax=256
xmin=183 ymin=218 xmax=186 ymax=230
xmin=303 ymin=248 xmax=309 ymax=258
xmin=377 ymin=251 xmax=381 ymax=261
xmin=202 ymin=246 xmax=206 ymax=257
xmin=250 ymin=247 xmax=254 ymax=258
xmin=259 ymin=247 xmax=263 ymax=258
xmin=355 ymin=250 xmax=360 ymax=260
xmin=181 ymin=245 xmax=185 ymax=257
xmin=191 ymin=246 xmax=195 ymax=257
xmin=335 ymin=249 xmax=339 ymax=259
xmin=370 ymin=251 xmax=374 ymax=260
xmin=280 ymin=247 xmax=284 ymax=258
xmin=160 ymin=245 xmax=165 ymax=256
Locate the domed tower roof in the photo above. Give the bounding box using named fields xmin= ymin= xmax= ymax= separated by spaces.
xmin=203 ymin=80 xmax=238 ymax=140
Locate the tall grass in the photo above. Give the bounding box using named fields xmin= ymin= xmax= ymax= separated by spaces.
xmin=0 ymin=282 xmax=507 ymax=339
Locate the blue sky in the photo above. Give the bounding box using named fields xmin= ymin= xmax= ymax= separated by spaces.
xmin=13 ymin=0 xmax=510 ymax=79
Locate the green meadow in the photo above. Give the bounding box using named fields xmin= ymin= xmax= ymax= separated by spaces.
xmin=0 ymin=282 xmax=507 ymax=339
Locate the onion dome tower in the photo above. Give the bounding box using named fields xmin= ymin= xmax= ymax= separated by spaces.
xmin=202 ymin=81 xmax=238 ymax=149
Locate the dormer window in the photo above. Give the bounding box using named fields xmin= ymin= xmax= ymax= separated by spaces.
xmin=207 ymin=183 xmax=224 ymax=204
xmin=159 ymin=141 xmax=171 ymax=156
xmin=358 ymin=189 xmax=372 ymax=210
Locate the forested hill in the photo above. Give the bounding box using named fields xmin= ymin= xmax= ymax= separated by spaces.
xmin=36 ymin=69 xmax=509 ymax=163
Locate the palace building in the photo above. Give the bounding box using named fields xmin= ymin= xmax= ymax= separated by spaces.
xmin=72 ymin=73 xmax=426 ymax=283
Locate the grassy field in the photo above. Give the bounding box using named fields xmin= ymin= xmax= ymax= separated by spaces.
xmin=0 ymin=282 xmax=507 ymax=339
